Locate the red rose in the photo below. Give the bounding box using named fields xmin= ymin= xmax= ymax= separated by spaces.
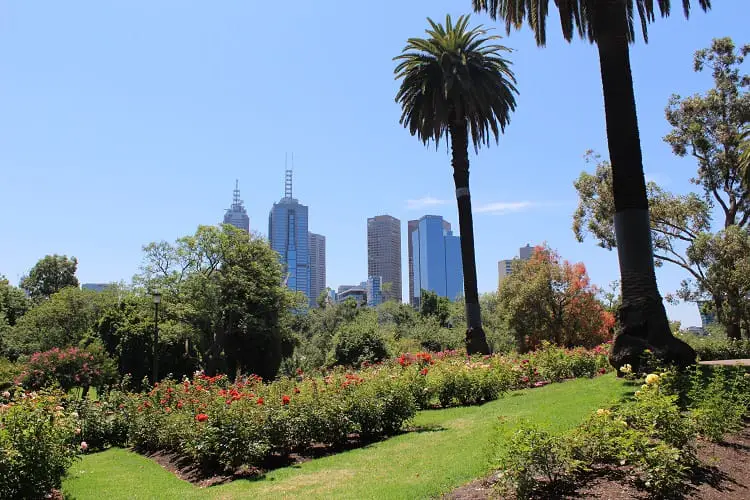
xmin=281 ymin=395 xmax=291 ymax=405
xmin=195 ymin=413 xmax=208 ymax=422
xmin=256 ymin=397 xmax=264 ymax=405
xmin=420 ymin=368 xmax=429 ymax=376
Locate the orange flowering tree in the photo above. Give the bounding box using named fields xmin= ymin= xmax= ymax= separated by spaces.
xmin=498 ymin=245 xmax=615 ymax=351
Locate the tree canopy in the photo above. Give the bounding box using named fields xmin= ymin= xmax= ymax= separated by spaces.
xmin=20 ymin=254 xmax=79 ymax=300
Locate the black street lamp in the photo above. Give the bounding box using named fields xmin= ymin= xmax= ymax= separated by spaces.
xmin=152 ymin=290 xmax=162 ymax=384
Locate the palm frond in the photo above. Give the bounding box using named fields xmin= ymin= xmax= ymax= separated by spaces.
xmin=472 ymin=0 xmax=711 ymax=46
xmin=394 ymin=14 xmax=518 ymax=151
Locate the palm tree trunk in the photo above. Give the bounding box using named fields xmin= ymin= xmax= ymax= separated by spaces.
xmin=596 ymin=0 xmax=695 ymax=371
xmin=449 ymin=121 xmax=491 ymax=355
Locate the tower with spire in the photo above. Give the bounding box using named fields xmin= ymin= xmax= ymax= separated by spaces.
xmin=268 ymin=159 xmax=313 ymax=305
xmin=223 ymin=180 xmax=250 ymax=232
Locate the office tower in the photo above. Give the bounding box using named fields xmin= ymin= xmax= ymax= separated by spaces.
xmin=498 ymin=244 xmax=536 ymax=288
xmin=411 ymin=215 xmax=463 ymax=306
xmin=223 ymin=180 xmax=250 ymax=232
xmin=367 ymin=215 xmax=402 ymax=303
xmin=408 ymin=218 xmax=451 ymax=306
xmin=519 ymin=244 xmax=534 ymax=261
xmin=366 ymin=276 xmax=383 ymax=307
xmin=268 ymin=170 xmax=311 ymax=304
xmin=497 ymin=259 xmax=514 ymax=288
xmin=336 ymin=283 xmax=367 ymax=305
xmin=309 ymin=232 xmax=326 ymax=307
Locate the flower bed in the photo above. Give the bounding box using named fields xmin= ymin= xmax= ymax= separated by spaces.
xmin=1 ymin=342 xmax=613 ymax=495
xmin=122 ymin=343 xmax=611 ymax=473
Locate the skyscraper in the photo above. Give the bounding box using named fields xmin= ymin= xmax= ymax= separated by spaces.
xmin=366 ymin=276 xmax=383 ymax=307
xmin=408 ymin=217 xmax=451 ymax=306
xmin=268 ymin=170 xmax=311 ymax=304
xmin=498 ymin=244 xmax=536 ymax=288
xmin=411 ymin=215 xmax=463 ymax=306
xmin=309 ymin=232 xmax=326 ymax=307
xmin=367 ymin=215 xmax=402 ymax=303
xmin=223 ymin=180 xmax=250 ymax=232
xmin=519 ymin=244 xmax=534 ymax=261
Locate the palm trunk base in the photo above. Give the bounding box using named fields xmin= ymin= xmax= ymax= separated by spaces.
xmin=609 ymin=298 xmax=696 ymax=374
xmin=465 ymin=325 xmax=491 ymax=355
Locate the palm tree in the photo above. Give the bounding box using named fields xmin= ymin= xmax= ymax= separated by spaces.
xmin=394 ymin=15 xmax=518 ymax=355
xmin=740 ymin=125 xmax=750 ymax=190
xmin=472 ymin=0 xmax=710 ymax=369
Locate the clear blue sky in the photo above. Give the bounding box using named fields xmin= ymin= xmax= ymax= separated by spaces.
xmin=1 ymin=1 xmax=747 ymax=326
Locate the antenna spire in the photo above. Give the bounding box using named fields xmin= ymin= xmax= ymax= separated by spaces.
xmin=233 ymin=179 xmax=241 ymax=206
xmin=284 ymin=168 xmax=293 ymax=199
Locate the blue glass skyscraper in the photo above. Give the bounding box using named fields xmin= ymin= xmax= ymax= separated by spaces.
xmin=268 ymin=170 xmax=311 ymax=304
xmin=411 ymin=215 xmax=463 ymax=306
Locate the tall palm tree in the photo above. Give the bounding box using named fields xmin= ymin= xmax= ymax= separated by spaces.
xmin=472 ymin=0 xmax=710 ymax=369
xmin=394 ymin=15 xmax=517 ymax=355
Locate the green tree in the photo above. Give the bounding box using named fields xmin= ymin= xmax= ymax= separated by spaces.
xmin=394 ymin=15 xmax=517 ymax=355
xmin=419 ymin=289 xmax=453 ymax=328
xmin=137 ymin=225 xmax=296 ymax=379
xmin=6 ymin=287 xmax=116 ymax=358
xmin=471 ymin=1 xmax=709 ymax=369
xmin=0 ymin=275 xmax=29 ymax=327
xmin=574 ymin=38 xmax=749 ymax=339
xmin=95 ymin=291 xmax=197 ymax=387
xmin=20 ymin=254 xmax=79 ymax=300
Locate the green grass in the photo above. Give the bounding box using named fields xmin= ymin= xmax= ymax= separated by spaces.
xmin=63 ymin=374 xmax=629 ymax=500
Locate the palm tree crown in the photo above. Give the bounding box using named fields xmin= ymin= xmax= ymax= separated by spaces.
xmin=472 ymin=0 xmax=711 ymax=45
xmin=393 ymin=15 xmax=517 ymax=151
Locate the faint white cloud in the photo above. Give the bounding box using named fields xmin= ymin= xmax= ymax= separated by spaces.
xmin=474 ymin=201 xmax=535 ymax=215
xmin=406 ymin=196 xmax=450 ymax=210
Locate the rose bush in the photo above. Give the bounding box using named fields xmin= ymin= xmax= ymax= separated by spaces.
xmin=16 ymin=344 xmax=118 ymax=394
xmin=0 ymin=389 xmax=80 ymax=499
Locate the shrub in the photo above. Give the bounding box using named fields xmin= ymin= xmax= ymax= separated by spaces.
xmin=0 ymin=390 xmax=80 ymax=499
xmin=0 ymin=357 xmax=21 ymax=391
xmin=495 ymin=425 xmax=580 ymax=499
xmin=17 ymin=344 xmax=118 ymax=393
xmin=687 ymin=366 xmax=750 ymax=442
xmin=680 ymin=333 xmax=750 ymax=361
xmin=329 ymin=318 xmax=389 ymax=367
xmin=68 ymin=393 xmax=129 ymax=451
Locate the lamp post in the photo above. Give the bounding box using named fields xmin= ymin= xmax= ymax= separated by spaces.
xmin=152 ymin=291 xmax=162 ymax=384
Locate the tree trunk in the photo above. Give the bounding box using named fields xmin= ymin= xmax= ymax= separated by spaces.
xmin=724 ymin=294 xmax=743 ymax=340
xmin=449 ymin=121 xmax=491 ymax=355
xmin=596 ymin=0 xmax=696 ymax=372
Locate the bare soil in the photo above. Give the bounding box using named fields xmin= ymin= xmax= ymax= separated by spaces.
xmin=445 ymin=425 xmax=750 ymax=499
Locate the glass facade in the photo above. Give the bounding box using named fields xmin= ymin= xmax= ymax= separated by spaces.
xmin=411 ymin=215 xmax=463 ymax=305
xmin=268 ymin=197 xmax=311 ymax=305
xmin=366 ymin=275 xmax=383 ymax=307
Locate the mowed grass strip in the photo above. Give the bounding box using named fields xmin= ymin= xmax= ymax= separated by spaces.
xmin=63 ymin=374 xmax=629 ymax=500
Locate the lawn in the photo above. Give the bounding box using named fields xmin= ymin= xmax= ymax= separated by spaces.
xmin=63 ymin=374 xmax=629 ymax=500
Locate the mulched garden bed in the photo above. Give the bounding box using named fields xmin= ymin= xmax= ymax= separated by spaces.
xmin=445 ymin=425 xmax=750 ymax=499
xmin=136 ymin=432 xmax=385 ymax=487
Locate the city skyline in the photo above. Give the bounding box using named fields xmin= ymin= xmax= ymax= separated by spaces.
xmin=2 ymin=1 xmax=740 ymax=325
